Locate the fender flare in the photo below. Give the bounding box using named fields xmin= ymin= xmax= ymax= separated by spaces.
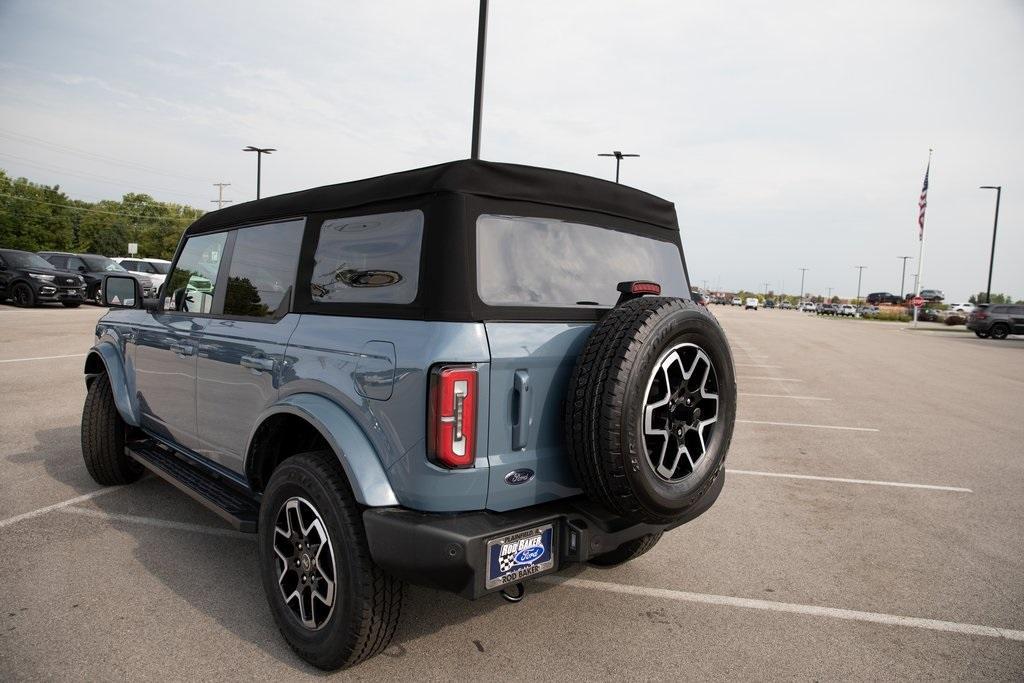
xmin=85 ymin=343 xmax=140 ymax=426
xmin=246 ymin=394 xmax=400 ymax=507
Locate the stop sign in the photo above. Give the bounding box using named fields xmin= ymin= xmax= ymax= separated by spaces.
xmin=912 ymin=295 xmax=925 ymax=308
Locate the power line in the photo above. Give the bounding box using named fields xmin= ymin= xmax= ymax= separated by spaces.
xmin=0 ymin=192 xmax=199 ymax=222
xmin=0 ymin=128 xmax=209 ymax=182
xmin=0 ymin=153 xmax=200 ymax=200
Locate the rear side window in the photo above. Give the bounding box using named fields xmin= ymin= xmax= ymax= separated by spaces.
xmin=310 ymin=210 xmax=423 ymax=304
xmin=165 ymin=232 xmax=227 ymax=313
xmin=476 ymin=214 xmax=687 ymax=307
xmin=223 ymin=219 xmax=304 ymax=318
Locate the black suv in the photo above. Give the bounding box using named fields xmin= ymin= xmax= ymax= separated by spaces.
xmin=967 ymin=304 xmax=1024 ymax=339
xmin=0 ymin=248 xmax=86 ymax=307
xmin=38 ymin=251 xmax=154 ymax=304
xmin=866 ymin=292 xmax=901 ymax=305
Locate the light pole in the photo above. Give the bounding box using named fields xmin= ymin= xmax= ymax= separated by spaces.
xmin=897 ymin=256 xmax=912 ymax=300
xmin=979 ymin=185 xmax=1002 ymax=304
xmin=854 ymin=266 xmax=866 ymax=303
xmin=827 ymin=286 xmax=833 ymax=301
xmin=243 ymin=146 xmax=275 ymax=199
xmin=598 ymin=151 xmax=639 ymax=183
xmin=798 ymin=268 xmax=808 ymax=301
xmin=470 ymin=0 xmax=488 ymax=159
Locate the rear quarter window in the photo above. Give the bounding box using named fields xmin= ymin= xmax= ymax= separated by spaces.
xmin=476 ymin=214 xmax=687 ymax=307
xmin=310 ymin=210 xmax=423 ymax=305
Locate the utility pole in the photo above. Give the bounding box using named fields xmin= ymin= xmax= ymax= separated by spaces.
xmin=597 ymin=151 xmax=639 ymax=183
xmin=854 ymin=266 xmax=866 ymax=302
xmin=470 ymin=0 xmax=488 ymax=159
xmin=897 ymin=256 xmax=912 ymax=300
xmin=979 ymin=185 xmax=1002 ymax=304
xmin=211 ymin=183 xmax=232 ymax=210
xmin=827 ymin=286 xmax=833 ymax=301
xmin=763 ymin=282 xmax=770 ymax=297
xmin=798 ymin=268 xmax=808 ymax=301
xmin=243 ymin=146 xmax=275 ymax=199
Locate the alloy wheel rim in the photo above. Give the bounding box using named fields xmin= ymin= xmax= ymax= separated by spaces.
xmin=642 ymin=342 xmax=720 ymax=482
xmin=272 ymin=496 xmax=337 ymax=630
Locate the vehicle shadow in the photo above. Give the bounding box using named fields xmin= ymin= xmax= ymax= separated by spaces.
xmin=17 ymin=425 xmax=517 ymax=673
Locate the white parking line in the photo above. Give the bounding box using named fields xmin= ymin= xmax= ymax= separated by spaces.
xmin=0 ymin=487 xmax=123 ymax=529
xmin=740 ymin=393 xmax=831 ymax=401
xmin=737 ymin=419 xmax=878 ymax=432
xmin=539 ymin=576 xmax=1022 ymax=641
xmin=740 ymin=376 xmax=803 ymax=382
xmin=726 ymin=468 xmax=972 ymax=493
xmin=61 ymin=506 xmax=251 ymax=539
xmin=0 ymin=353 xmax=86 ymax=364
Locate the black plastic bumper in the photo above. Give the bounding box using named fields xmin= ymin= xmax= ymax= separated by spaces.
xmin=363 ymin=469 xmax=724 ymax=599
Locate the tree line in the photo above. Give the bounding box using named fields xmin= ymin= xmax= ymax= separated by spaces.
xmin=0 ymin=168 xmax=203 ymax=259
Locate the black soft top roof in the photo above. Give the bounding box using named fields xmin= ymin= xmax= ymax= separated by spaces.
xmin=187 ymin=159 xmax=677 ymax=234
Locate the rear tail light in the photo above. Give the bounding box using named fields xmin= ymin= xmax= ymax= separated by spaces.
xmin=428 ymin=365 xmax=477 ymax=468
xmin=975 ymin=312 xmax=988 ymax=320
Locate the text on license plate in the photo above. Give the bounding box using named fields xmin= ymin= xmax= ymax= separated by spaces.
xmin=485 ymin=523 xmax=555 ymax=590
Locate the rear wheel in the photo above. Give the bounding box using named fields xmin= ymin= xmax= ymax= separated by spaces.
xmin=12 ymin=283 xmax=36 ymax=307
xmin=589 ymin=532 xmax=662 ymax=567
xmin=990 ymin=323 xmax=1010 ymax=340
xmin=975 ymin=330 xmax=990 ymax=339
xmin=258 ymin=451 xmax=402 ymax=670
xmin=81 ymin=373 xmax=143 ymax=485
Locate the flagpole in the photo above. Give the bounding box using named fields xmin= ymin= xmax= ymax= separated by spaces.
xmin=912 ymin=149 xmax=932 ymax=329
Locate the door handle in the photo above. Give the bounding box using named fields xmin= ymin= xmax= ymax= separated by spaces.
xmin=241 ymin=355 xmax=276 ymax=372
xmin=511 ymin=369 xmax=531 ymax=451
xmin=170 ymin=342 xmax=195 ymax=357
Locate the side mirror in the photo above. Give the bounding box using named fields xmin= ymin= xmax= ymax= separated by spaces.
xmin=102 ymin=275 xmax=141 ymax=308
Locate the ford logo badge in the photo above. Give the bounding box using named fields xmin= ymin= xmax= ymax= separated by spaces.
xmin=514 ymin=546 xmax=544 ymax=564
xmin=504 ymin=469 xmax=535 ymax=486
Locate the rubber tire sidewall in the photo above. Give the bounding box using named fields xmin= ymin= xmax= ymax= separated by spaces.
xmin=12 ymin=283 xmax=36 ymax=307
xmin=619 ymin=306 xmax=736 ymax=521
xmin=990 ymin=324 xmax=1009 ymax=340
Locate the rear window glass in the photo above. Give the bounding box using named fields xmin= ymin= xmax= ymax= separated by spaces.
xmin=310 ymin=210 xmax=423 ymax=305
xmin=223 ymin=219 xmax=304 ymax=318
xmin=476 ymin=214 xmax=687 ymax=307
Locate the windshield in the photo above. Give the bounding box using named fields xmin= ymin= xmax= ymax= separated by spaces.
xmin=2 ymin=250 xmax=55 ymax=270
xmin=83 ymin=256 xmax=126 ymax=272
xmin=150 ymin=261 xmax=171 ymax=274
xmin=476 ymin=215 xmax=687 ymax=308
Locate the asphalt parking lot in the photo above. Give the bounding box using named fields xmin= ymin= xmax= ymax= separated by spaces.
xmin=1 ymin=303 xmax=1022 ymax=680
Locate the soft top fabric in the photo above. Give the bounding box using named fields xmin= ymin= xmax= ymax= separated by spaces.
xmin=186 ymin=159 xmax=678 ymax=234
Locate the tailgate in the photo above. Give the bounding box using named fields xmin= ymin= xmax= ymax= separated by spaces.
xmin=483 ymin=322 xmax=592 ymax=512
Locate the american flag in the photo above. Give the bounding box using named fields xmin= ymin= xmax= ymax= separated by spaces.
xmin=918 ymin=159 xmax=930 ymax=240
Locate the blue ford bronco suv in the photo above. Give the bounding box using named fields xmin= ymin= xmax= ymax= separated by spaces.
xmin=81 ymin=160 xmax=736 ymax=669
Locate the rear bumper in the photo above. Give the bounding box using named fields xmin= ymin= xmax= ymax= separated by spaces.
xmin=363 ymin=468 xmax=725 ymax=599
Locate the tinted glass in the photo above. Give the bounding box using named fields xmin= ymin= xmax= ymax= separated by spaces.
xmin=223 ymin=220 xmax=304 ymax=318
xmin=991 ymin=306 xmax=1007 ymax=314
xmin=83 ymin=256 xmax=125 ymax=272
xmin=164 ymin=232 xmax=227 ymax=313
xmin=67 ymin=257 xmax=86 ymax=271
xmin=119 ymin=260 xmax=137 ymax=270
xmin=311 ymin=210 xmax=423 ymax=304
xmin=150 ymin=261 xmax=170 ymax=274
xmin=1 ymin=251 xmax=55 ymax=270
xmin=45 ymin=255 xmax=68 ymax=269
xmin=476 ymin=214 xmax=687 ymax=307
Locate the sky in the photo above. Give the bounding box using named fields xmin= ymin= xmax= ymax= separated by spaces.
xmin=0 ymin=0 xmax=1021 ymax=301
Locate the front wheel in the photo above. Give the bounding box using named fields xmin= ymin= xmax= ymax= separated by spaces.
xmin=258 ymin=451 xmax=402 ymax=670
xmin=990 ymin=324 xmax=1010 ymax=340
xmin=11 ymin=283 xmax=36 ymax=307
xmin=81 ymin=374 xmax=144 ymax=485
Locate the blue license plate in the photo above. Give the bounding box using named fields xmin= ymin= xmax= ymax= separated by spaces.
xmin=485 ymin=523 xmax=555 ymax=590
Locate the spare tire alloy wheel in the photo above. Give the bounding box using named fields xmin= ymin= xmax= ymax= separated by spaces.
xmin=273 ymin=497 xmax=336 ymax=630
xmin=643 ymin=343 xmax=719 ymax=481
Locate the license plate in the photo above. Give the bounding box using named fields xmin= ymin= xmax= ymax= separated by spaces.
xmin=485 ymin=523 xmax=555 ymax=590
xmin=62 ymin=289 xmax=78 ymax=295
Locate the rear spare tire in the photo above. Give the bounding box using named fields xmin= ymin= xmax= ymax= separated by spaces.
xmin=565 ymin=297 xmax=735 ymax=524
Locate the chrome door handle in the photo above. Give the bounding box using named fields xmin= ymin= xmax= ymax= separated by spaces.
xmin=241 ymin=355 xmax=276 ymax=372
xmin=170 ymin=342 xmax=195 ymax=357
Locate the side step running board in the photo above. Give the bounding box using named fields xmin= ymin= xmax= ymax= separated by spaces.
xmin=126 ymin=441 xmax=259 ymax=533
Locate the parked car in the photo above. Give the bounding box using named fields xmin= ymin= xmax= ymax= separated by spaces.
xmin=948 ymin=302 xmax=976 ymax=313
xmin=78 ymin=160 xmax=737 ymax=670
xmin=114 ymin=257 xmax=171 ymax=290
xmin=731 ymin=296 xmax=742 ymax=306
xmin=857 ymin=305 xmax=879 ymax=318
xmin=780 ymin=301 xmax=793 ymax=310
xmin=744 ymin=297 xmax=759 ymax=310
xmin=38 ymin=251 xmax=155 ymax=304
xmin=866 ymin=292 xmax=901 ymax=305
xmin=839 ymin=304 xmax=857 ymax=316
xmin=763 ymin=299 xmax=775 ymax=308
xmin=919 ymin=289 xmax=944 ymax=302
xmin=917 ymin=308 xmax=941 ymax=322
xmin=817 ymin=303 xmax=839 ymax=315
xmin=967 ymin=304 xmax=1024 ymax=339
xmin=0 ymin=248 xmax=86 ymax=307
xmin=800 ymin=301 xmax=816 ymax=312
xmin=690 ymin=289 xmax=708 ymax=307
